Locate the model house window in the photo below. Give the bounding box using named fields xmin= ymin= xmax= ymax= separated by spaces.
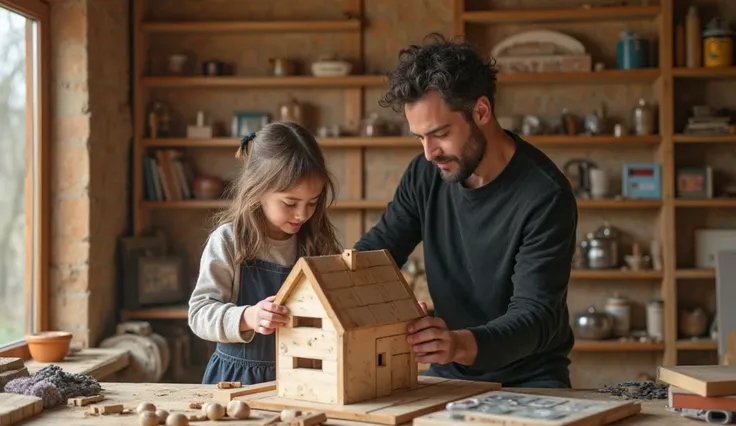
xmin=294 ymin=357 xmax=322 ymax=370
xmin=377 ymin=352 xmax=386 ymax=367
xmin=292 ymin=316 xmax=322 ymax=328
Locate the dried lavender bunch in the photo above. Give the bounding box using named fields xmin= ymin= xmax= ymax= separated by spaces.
xmin=31 ymin=365 xmax=102 ymax=399
xmin=598 ymin=380 xmax=669 ymax=400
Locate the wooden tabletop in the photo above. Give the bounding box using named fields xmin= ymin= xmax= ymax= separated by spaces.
xmin=17 ymin=382 xmax=681 ymax=426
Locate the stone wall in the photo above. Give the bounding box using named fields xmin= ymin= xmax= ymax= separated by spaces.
xmin=49 ymin=0 xmax=130 ymax=347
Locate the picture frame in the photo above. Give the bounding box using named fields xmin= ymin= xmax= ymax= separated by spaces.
xmin=231 ymin=111 xmax=270 ymax=138
xmin=136 ymin=255 xmax=187 ymax=306
xmin=118 ymin=234 xmax=169 ymax=309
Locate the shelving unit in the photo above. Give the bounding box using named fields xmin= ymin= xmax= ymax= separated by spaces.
xmin=128 ymin=0 xmax=734 ymax=384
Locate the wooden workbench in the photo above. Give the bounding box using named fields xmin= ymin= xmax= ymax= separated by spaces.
xmin=13 ymin=382 xmax=684 ymax=426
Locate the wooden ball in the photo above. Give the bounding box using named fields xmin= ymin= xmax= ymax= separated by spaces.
xmin=280 ymin=409 xmax=301 ymax=421
xmin=206 ymin=402 xmax=226 ymax=420
xmin=165 ymin=413 xmax=189 ymax=426
xmin=155 ymin=409 xmax=169 ymax=424
xmin=200 ymin=402 xmax=210 ymax=415
xmin=227 ymin=400 xmax=250 ymax=419
xmin=137 ymin=402 xmax=157 ymax=414
xmin=138 ymin=411 xmax=159 ymax=426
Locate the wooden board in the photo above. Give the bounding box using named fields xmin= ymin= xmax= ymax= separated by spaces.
xmin=0 ymin=394 xmax=43 ymax=426
xmin=657 ymin=365 xmax=736 ymax=397
xmin=412 ymin=390 xmax=641 ymax=426
xmin=241 ymin=376 xmax=500 ymax=425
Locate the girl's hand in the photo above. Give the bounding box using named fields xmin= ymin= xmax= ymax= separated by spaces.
xmin=243 ymin=295 xmax=290 ymax=335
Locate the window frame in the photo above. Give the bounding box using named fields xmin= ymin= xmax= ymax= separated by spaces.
xmin=0 ymin=0 xmax=50 ymax=358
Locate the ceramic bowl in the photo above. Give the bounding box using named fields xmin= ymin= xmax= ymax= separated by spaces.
xmin=26 ymin=331 xmax=72 ymax=362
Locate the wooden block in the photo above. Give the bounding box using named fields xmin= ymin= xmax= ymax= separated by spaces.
xmin=0 ymin=393 xmax=43 ymax=426
xmin=187 ymin=413 xmax=208 ymax=421
xmin=0 ymin=368 xmax=29 ymax=391
xmin=0 ymin=359 xmax=23 ymax=374
xmin=260 ymin=414 xmax=282 ymax=426
xmin=291 ymin=412 xmax=327 ymax=426
xmin=213 ymin=382 xmax=276 ymax=404
xmin=68 ymin=395 xmax=104 ymax=406
xmin=88 ymin=404 xmax=124 ymax=415
xmin=217 ymin=381 xmax=242 ymax=389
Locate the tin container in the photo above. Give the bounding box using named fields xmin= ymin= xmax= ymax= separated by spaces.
xmin=632 ymin=98 xmax=656 ymax=136
xmin=617 ymin=31 xmax=650 ymax=69
xmin=605 ymin=294 xmax=631 ymax=337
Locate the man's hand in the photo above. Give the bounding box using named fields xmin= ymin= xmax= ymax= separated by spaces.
xmin=406 ymin=316 xmax=478 ymax=365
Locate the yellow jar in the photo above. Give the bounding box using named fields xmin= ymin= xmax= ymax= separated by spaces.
xmin=702 ymin=19 xmax=733 ymax=68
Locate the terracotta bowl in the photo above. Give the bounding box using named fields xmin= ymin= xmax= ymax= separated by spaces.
xmin=25 ymin=331 xmax=72 ymax=362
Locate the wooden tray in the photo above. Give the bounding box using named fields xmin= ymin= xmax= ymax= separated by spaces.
xmin=412 ymin=390 xmax=641 ymax=426
xmin=241 ymin=376 xmax=500 ymax=425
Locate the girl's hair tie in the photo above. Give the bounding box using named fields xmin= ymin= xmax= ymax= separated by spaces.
xmin=240 ymin=132 xmax=257 ymax=152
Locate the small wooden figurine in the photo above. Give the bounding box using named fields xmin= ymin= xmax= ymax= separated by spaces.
xmin=272 ymin=249 xmax=425 ymax=405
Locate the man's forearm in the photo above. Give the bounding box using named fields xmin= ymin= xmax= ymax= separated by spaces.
xmin=451 ymin=329 xmax=478 ymax=366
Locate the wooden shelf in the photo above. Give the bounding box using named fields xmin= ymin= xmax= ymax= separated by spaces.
xmin=571 ymin=270 xmax=663 ymax=280
xmin=496 ymin=69 xmax=660 ymax=85
xmin=673 ymin=134 xmax=736 ymax=144
xmin=461 ymin=6 xmax=660 ymax=24
xmin=673 ymin=67 xmax=736 ymax=79
xmin=142 ymin=135 xmax=660 ymax=149
xmin=141 ymin=19 xmax=361 ymax=33
xmin=676 ymin=269 xmax=715 ymax=279
xmin=676 ymin=339 xmax=718 ymax=350
xmin=573 ymin=340 xmax=665 ymax=352
xmin=576 ymin=199 xmax=662 ymax=209
xmin=141 ymin=75 xmax=386 ymax=89
xmin=143 ymin=137 xmax=419 ymax=149
xmin=121 ymin=306 xmax=188 ymax=322
xmin=140 ymin=199 xmax=390 ymax=210
xmin=674 ymin=198 xmax=736 ymax=208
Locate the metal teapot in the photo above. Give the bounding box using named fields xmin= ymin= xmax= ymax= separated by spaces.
xmin=574 ymin=306 xmax=614 ymax=340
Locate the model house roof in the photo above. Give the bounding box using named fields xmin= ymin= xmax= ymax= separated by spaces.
xmin=274 ymin=249 xmax=425 ymax=333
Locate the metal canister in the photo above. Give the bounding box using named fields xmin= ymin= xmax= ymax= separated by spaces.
xmin=605 ymin=294 xmax=631 ymax=337
xmin=632 ymin=98 xmax=656 ymax=136
xmin=703 ymin=18 xmax=733 ymax=68
xmin=647 ymin=299 xmax=664 ymax=340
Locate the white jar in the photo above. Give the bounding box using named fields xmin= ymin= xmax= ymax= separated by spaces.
xmin=605 ymin=294 xmax=631 ymax=337
xmin=647 ymin=299 xmax=664 ymax=339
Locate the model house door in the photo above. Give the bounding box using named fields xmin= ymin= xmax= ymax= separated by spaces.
xmin=375 ymin=335 xmax=412 ymax=397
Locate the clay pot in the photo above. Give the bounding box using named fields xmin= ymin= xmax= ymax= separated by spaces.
xmin=193 ymin=176 xmax=224 ymax=200
xmin=26 ymin=331 xmax=72 ymax=362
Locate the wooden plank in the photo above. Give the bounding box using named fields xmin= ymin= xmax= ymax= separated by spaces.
xmin=242 ymin=377 xmax=500 ymax=425
xmin=672 ymin=67 xmax=736 ymax=78
xmin=25 ymin=348 xmax=130 ymax=380
xmin=0 ymin=393 xmax=43 ymax=426
xmin=141 ymin=75 xmax=386 ymax=88
xmin=0 ymin=359 xmax=23 ymax=374
xmin=213 ymin=382 xmax=277 ymax=404
xmin=673 ymin=134 xmax=736 ymax=144
xmin=657 ymin=365 xmax=736 ymax=397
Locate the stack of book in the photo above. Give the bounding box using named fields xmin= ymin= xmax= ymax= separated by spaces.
xmin=658 ymin=365 xmax=736 ymax=424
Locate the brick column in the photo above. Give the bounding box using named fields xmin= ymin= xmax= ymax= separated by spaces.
xmin=49 ymin=0 xmax=131 ymax=348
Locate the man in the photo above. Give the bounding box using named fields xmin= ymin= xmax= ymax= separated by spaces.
xmin=353 ymin=33 xmax=578 ymax=388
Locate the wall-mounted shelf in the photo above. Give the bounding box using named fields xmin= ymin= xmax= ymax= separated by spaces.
xmin=141 ymin=75 xmax=386 ymax=88
xmin=142 ymin=135 xmax=661 ymax=149
xmin=673 ymin=134 xmax=736 ymax=144
xmin=461 ymin=5 xmax=660 ymax=24
xmin=674 ymin=199 xmax=736 ymax=208
xmin=673 ymin=67 xmax=736 ymax=79
xmin=141 ymin=19 xmax=361 ymax=33
xmin=573 ymin=340 xmax=665 ymax=352
xmin=675 ymin=339 xmax=718 ymax=350
xmin=496 ymin=69 xmax=660 ymax=85
xmin=570 ymin=270 xmax=663 ymax=280
xmin=675 ymin=269 xmax=715 ymax=279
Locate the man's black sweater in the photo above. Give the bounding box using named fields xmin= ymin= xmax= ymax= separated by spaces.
xmin=354 ymin=131 xmax=577 ymax=387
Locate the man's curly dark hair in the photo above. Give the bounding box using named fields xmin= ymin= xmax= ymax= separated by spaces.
xmin=379 ymin=32 xmax=498 ymax=120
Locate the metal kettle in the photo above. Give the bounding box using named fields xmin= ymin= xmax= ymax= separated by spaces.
xmin=564 ymin=159 xmax=598 ymax=198
xmin=579 ymin=222 xmax=620 ymax=269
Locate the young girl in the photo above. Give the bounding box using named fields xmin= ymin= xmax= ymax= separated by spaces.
xmin=188 ymin=121 xmax=342 ymax=385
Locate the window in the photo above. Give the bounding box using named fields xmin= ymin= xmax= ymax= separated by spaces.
xmin=0 ymin=0 xmax=49 ymax=354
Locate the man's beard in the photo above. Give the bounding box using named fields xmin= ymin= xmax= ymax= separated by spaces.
xmin=435 ymin=123 xmax=486 ymax=183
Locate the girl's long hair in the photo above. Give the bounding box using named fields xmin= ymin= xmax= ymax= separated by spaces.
xmin=212 ymin=121 xmax=342 ymax=264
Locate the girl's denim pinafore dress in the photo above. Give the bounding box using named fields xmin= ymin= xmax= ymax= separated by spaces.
xmin=201 ymin=259 xmax=292 ymax=385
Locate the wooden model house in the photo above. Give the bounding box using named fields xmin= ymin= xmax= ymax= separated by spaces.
xmin=272 ymin=249 xmax=426 ymax=405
